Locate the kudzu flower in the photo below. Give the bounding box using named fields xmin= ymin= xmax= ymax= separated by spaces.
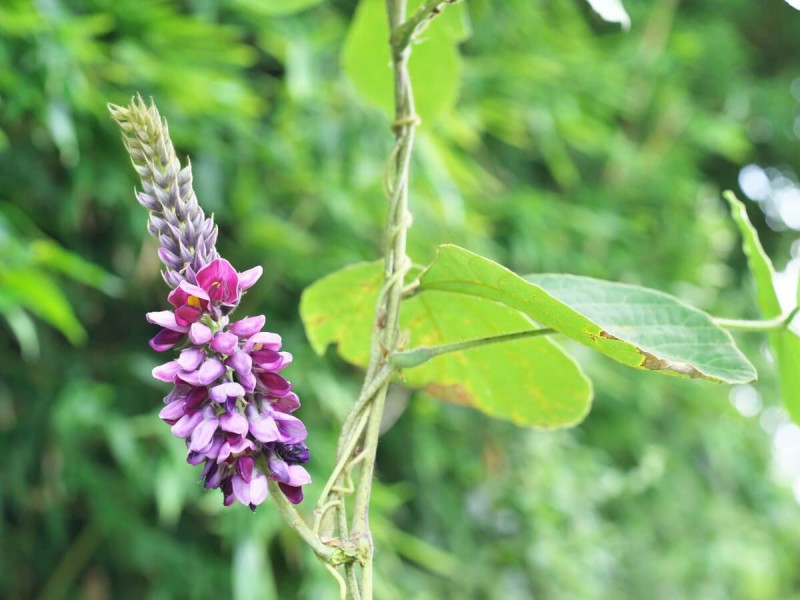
xmin=110 ymin=97 xmax=311 ymax=510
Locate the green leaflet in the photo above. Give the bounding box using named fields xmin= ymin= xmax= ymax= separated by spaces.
xmin=418 ymin=245 xmax=756 ymax=384
xmin=724 ymin=191 xmax=800 ymax=421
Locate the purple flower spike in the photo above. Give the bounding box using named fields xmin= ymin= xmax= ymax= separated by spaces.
xmin=141 ymin=243 xmax=309 ymax=509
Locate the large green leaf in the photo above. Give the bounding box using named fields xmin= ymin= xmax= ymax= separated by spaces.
xmin=724 ymin=192 xmax=800 ymax=421
xmin=418 ymin=245 xmax=756 ymax=384
xmin=301 ymin=262 xmax=592 ymax=428
xmin=341 ymin=0 xmax=462 ymax=122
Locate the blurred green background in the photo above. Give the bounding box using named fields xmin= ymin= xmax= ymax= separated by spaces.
xmin=2 ymin=0 xmax=800 ymax=598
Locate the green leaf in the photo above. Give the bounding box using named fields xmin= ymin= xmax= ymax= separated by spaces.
xmin=418 ymin=245 xmax=756 ymax=384
xmin=722 ymin=192 xmax=781 ymax=317
xmin=0 ymin=267 xmax=86 ymax=345
xmin=233 ymin=0 xmax=323 ymax=16
xmin=341 ymin=0 xmax=462 ymax=122
xmin=301 ymin=262 xmax=592 ymax=428
xmin=724 ymin=191 xmax=800 ymax=421
xmin=30 ymin=240 xmax=123 ymax=296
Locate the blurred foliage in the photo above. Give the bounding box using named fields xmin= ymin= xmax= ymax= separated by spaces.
xmin=2 ymin=0 xmax=800 ymax=598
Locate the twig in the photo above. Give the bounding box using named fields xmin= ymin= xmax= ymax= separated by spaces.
xmin=390 ymin=328 xmax=557 ymax=368
xmin=391 ymin=0 xmax=460 ymax=51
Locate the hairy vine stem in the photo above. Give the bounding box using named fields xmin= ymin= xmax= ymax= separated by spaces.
xmin=309 ymin=1 xmax=421 ymax=597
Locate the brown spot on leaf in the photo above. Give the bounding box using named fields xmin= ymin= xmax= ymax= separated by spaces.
xmin=599 ymin=330 xmax=619 ymax=340
xmin=640 ymin=352 xmax=706 ymax=379
xmin=424 ymin=382 xmax=474 ymax=406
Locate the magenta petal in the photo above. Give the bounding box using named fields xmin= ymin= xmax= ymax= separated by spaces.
xmin=237 ymin=456 xmax=254 ymax=483
xmin=278 ymin=483 xmax=304 ymax=505
xmin=220 ymin=410 xmax=248 ymax=435
xmin=177 ymin=348 xmax=205 ymax=371
xmin=237 ymin=266 xmax=263 ymax=291
xmin=229 ymin=315 xmax=265 ymax=338
xmin=175 ymin=304 xmax=202 ymax=326
xmin=209 ymin=382 xmax=245 ymax=403
xmin=149 ymin=328 xmax=185 ymax=352
xmin=158 ymin=399 xmax=186 ymax=423
xmin=189 ymin=322 xmax=213 ymax=345
xmin=189 ymin=417 xmax=219 ymax=451
xmin=171 ymin=411 xmax=204 ymax=438
xmin=197 ymin=258 xmax=240 ymax=303
xmin=260 ymin=372 xmax=292 ymax=397
xmin=226 ymin=351 xmax=252 ymax=376
xmin=232 ymin=473 xmax=250 ymax=505
xmin=146 ymin=311 xmax=188 ymax=332
xmin=168 ymin=282 xmax=210 ymax=308
xmin=249 ymin=471 xmax=269 ymax=505
xmin=152 ymin=360 xmax=180 ymax=382
xmin=272 ymin=392 xmax=301 ymax=414
xmin=285 ymin=464 xmax=311 ymax=486
xmin=183 ymin=387 xmax=208 ymax=414
xmin=210 ymin=331 xmax=239 ymax=355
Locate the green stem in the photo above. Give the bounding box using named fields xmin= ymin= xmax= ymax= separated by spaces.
xmin=714 ymin=306 xmax=799 ymax=331
xmin=391 ymin=0 xmax=459 ymax=51
xmin=269 ymin=481 xmax=337 ymax=563
xmin=390 ymin=328 xmax=557 ymax=368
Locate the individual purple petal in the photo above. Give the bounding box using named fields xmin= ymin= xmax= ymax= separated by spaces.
xmin=259 ymin=372 xmax=292 ymax=397
xmin=249 ymin=471 xmax=269 ymax=506
xmin=189 ymin=322 xmax=213 ymax=345
xmin=164 ymin=385 xmax=191 ymax=404
xmin=159 ymin=399 xmax=186 ymax=424
xmin=222 ymin=477 xmax=235 ymax=506
xmin=237 ymin=456 xmax=254 ymax=483
xmin=229 ymin=315 xmax=265 ymax=338
xmin=274 ymin=412 xmax=307 ymax=444
xmin=177 ymin=347 xmax=205 ymax=371
xmin=220 ymin=410 xmax=248 ymax=435
xmin=231 ymin=473 xmax=250 ymax=505
xmin=226 ymin=351 xmax=252 ymax=377
xmin=209 ymin=382 xmax=245 ymax=403
xmin=244 ymin=332 xmax=282 ymax=352
xmin=226 ymin=435 xmax=255 ymax=455
xmin=251 ymin=349 xmax=285 ymax=371
xmin=149 ymin=328 xmax=185 ymax=352
xmin=196 ymin=258 xmax=240 ymax=304
xmin=210 ymin=331 xmax=238 ymax=355
xmin=146 ymin=310 xmax=189 ymax=332
xmin=183 ymin=387 xmax=208 ymax=414
xmin=285 ymin=464 xmax=312 ymax=486
xmin=187 ymin=451 xmax=206 ymax=466
xmin=153 ymin=360 xmax=180 ymax=383
xmin=237 ymin=266 xmax=263 ymax=291
xmin=171 ymin=411 xmax=204 ymax=438
xmin=268 ymin=454 xmax=290 ymax=482
xmin=272 ymin=392 xmax=301 ymax=414
xmin=278 ymin=483 xmax=304 ymax=505
xmin=248 ymin=412 xmax=280 ymax=443
xmin=238 ymin=371 xmax=257 ymax=393
xmin=203 ymin=462 xmax=224 ymax=489
xmin=180 ymin=358 xmax=225 ymax=386
xmin=189 ymin=414 xmax=219 ymax=452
